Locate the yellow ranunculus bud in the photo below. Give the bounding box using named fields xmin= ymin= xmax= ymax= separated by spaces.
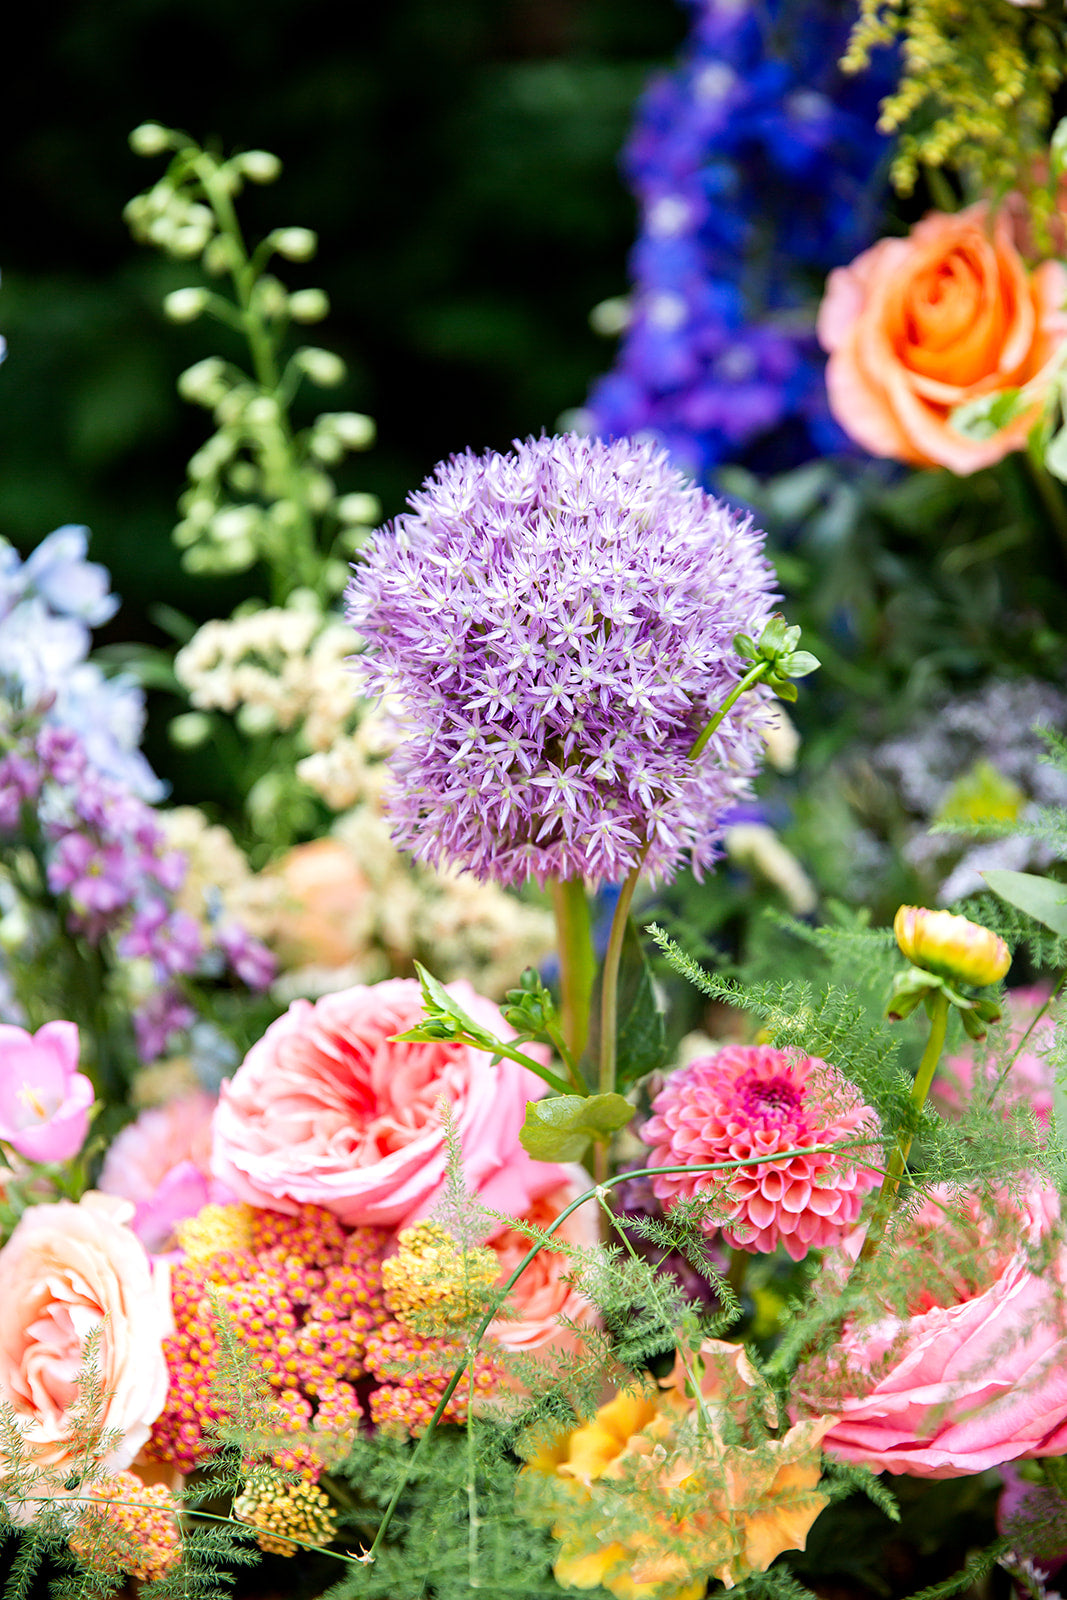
xmin=893 ymin=906 xmax=1010 ymax=987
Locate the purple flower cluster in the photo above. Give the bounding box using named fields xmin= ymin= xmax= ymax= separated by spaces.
xmin=0 ymin=716 xmax=275 ymax=1061
xmin=587 ymin=0 xmax=891 ymax=478
xmin=347 ymin=433 xmax=776 ymax=888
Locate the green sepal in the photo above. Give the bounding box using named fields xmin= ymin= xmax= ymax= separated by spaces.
xmin=519 ymin=1093 xmax=635 ymax=1163
xmin=886 ymin=967 xmax=941 ymax=1021
xmin=959 ymin=1005 xmax=990 ymax=1041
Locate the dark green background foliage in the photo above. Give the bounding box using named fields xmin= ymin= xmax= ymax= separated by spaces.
xmin=0 ymin=0 xmax=681 ymax=623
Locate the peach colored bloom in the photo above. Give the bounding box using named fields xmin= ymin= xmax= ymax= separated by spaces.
xmin=98 ymin=1091 xmax=228 ymax=1252
xmin=520 ymin=1338 xmax=832 ymax=1597
xmin=265 ymin=837 xmax=370 ymax=969
xmin=212 ymin=978 xmax=569 ymax=1229
xmin=818 ymin=203 xmax=1067 ymax=475
xmin=0 ymin=1193 xmax=172 ymax=1506
xmin=794 ymin=1184 xmax=1067 ymax=1477
xmin=488 ymin=1166 xmax=599 ymax=1358
xmin=0 ymin=1020 xmax=93 ymax=1164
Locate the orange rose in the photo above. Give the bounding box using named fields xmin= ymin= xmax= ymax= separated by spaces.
xmin=818 ymin=203 xmax=1067 ymax=475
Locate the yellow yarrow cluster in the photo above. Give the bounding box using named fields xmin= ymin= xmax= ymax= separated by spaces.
xmin=842 ymin=0 xmax=1066 ymax=201
xmin=382 ymin=1222 xmax=499 ymax=1332
xmin=177 ymin=1201 xmax=257 ymax=1260
xmin=233 ymin=1477 xmax=338 ymax=1556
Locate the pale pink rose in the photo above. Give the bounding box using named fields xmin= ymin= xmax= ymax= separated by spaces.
xmin=0 ymin=1020 xmax=94 ymax=1163
xmin=932 ymin=985 xmax=1054 ymax=1126
xmin=818 ymin=203 xmax=1067 ymax=475
xmin=0 ymin=1192 xmax=172 ymax=1505
xmin=99 ymin=1091 xmax=232 ymax=1252
xmin=212 ymin=978 xmax=569 ymax=1229
xmin=488 ymin=1166 xmax=599 ymax=1358
xmin=794 ymin=1184 xmax=1067 ymax=1477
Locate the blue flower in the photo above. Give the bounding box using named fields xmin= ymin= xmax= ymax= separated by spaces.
xmin=588 ymin=0 xmax=894 ymax=479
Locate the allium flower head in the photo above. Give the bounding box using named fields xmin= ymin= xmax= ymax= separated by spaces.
xmin=346 ymin=434 xmax=776 ymax=887
xmin=643 ymin=1045 xmax=880 ymax=1261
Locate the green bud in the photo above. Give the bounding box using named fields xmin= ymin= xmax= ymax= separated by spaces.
xmin=170 ymin=224 xmax=212 ymax=259
xmin=337 ymin=492 xmax=381 ymax=525
xmin=272 ymin=227 xmax=318 ymax=262
xmin=239 ymin=149 xmax=283 ymax=184
xmin=163 ymin=287 xmax=210 ymax=323
xmin=236 ymin=702 xmax=277 ymax=737
xmin=177 ymin=358 xmax=230 ymax=406
xmin=329 ymin=411 xmax=376 ymax=450
xmin=289 ymin=288 xmax=330 ymax=323
xmin=211 ymin=506 xmax=260 ymax=542
xmin=169 ymin=711 xmax=213 ymax=748
xmin=129 ymin=122 xmax=173 ymax=157
xmin=305 ymin=472 xmax=335 ymax=512
xmin=203 ymin=235 xmax=240 ymax=276
xmin=294 ymin=347 xmax=346 ymax=386
xmin=244 ymin=395 xmax=280 ymax=428
xmin=589 ymin=296 xmax=631 ymax=336
xmin=172 ymin=519 xmax=201 ymax=550
xmin=323 ymin=559 xmax=350 ymax=593
xmin=309 ymin=430 xmax=346 ymax=466
xmin=253 ymin=275 xmax=288 ymax=320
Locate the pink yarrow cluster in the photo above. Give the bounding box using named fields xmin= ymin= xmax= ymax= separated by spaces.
xmin=643 ymin=1045 xmax=881 ymax=1261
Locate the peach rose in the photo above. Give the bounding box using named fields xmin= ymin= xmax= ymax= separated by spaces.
xmin=0 ymin=1193 xmax=172 ymax=1507
xmin=794 ymin=1183 xmax=1067 ymax=1477
xmin=488 ymin=1167 xmax=599 ymax=1358
xmin=212 ymin=978 xmax=569 ymax=1229
xmin=818 ymin=203 xmax=1067 ymax=474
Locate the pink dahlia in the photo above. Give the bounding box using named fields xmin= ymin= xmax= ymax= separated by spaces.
xmin=642 ymin=1045 xmax=881 ymax=1261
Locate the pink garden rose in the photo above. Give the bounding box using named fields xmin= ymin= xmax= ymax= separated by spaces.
xmin=932 ymin=985 xmax=1054 ymax=1126
xmin=794 ymin=1183 xmax=1067 ymax=1477
xmin=212 ymin=978 xmax=569 ymax=1229
xmin=0 ymin=1020 xmax=93 ymax=1163
xmin=488 ymin=1166 xmax=599 ymax=1359
xmin=99 ymin=1090 xmax=230 ymax=1252
xmin=0 ymin=1192 xmax=172 ymax=1504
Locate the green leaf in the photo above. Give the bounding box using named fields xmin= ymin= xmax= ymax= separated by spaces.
xmin=519 ymin=1093 xmax=634 ymax=1163
xmin=1052 ymin=115 xmax=1067 ymax=179
xmin=981 ymin=869 xmax=1067 ymax=939
xmin=950 ymin=388 xmax=1026 ymax=441
xmin=1046 ymin=424 xmax=1067 ymax=484
xmin=779 ymin=650 xmax=820 ymax=678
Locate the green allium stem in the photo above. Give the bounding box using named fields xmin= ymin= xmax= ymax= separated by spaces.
xmin=550 ymin=876 xmax=596 ymax=1066
xmin=860 ymin=990 xmax=950 ymax=1264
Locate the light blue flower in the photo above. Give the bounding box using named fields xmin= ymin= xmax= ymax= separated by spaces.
xmin=21 ymin=525 xmax=120 ymax=626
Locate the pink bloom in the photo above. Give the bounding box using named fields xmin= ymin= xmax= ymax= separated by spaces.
xmin=488 ymin=1166 xmax=599 ymax=1358
xmin=642 ymin=1045 xmax=881 ymax=1262
xmin=98 ymin=1091 xmax=229 ymax=1252
xmin=795 ymin=1184 xmax=1067 ymax=1478
xmin=212 ymin=978 xmax=570 ymax=1229
xmin=933 ymin=985 xmax=1054 ymax=1125
xmin=0 ymin=1192 xmax=172 ymax=1504
xmin=0 ymin=1020 xmax=94 ymax=1163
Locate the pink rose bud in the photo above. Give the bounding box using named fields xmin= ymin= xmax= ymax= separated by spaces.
xmin=893 ymin=906 xmax=1010 ymax=988
xmin=0 ymin=1020 xmax=94 ymax=1163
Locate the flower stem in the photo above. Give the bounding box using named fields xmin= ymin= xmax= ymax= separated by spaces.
xmin=597 ymin=858 xmax=646 ymax=1105
xmin=687 ymin=660 xmax=770 ymax=761
xmin=860 ymin=990 xmax=950 ymax=1264
xmin=986 ymin=968 xmax=1066 ymax=1109
xmin=550 ymin=877 xmax=596 ymax=1066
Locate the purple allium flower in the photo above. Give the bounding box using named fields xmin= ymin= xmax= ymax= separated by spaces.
xmin=347 ymin=433 xmax=776 ymax=887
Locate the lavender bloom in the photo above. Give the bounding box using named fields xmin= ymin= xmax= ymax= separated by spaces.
xmin=347 ymin=433 xmax=776 ymax=888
